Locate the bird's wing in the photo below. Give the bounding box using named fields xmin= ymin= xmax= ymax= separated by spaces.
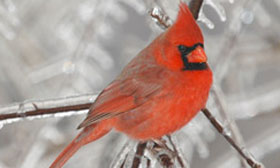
xmin=77 ymin=65 xmax=167 ymax=129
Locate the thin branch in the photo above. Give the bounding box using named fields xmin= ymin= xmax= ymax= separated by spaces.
xmin=212 ymin=86 xmax=248 ymax=167
xmin=149 ymin=0 xmax=204 ymax=30
xmin=148 ymin=140 xmax=175 ymax=168
xmin=189 ymin=0 xmax=204 ymax=20
xmin=167 ymin=135 xmax=189 ymax=168
xmin=149 ymin=7 xmax=172 ymax=29
xmin=210 ymin=123 xmax=280 ymax=168
xmin=0 ymin=94 xmax=97 ymax=124
xmin=110 ymin=140 xmax=133 ymax=168
xmin=129 ymin=136 xmax=190 ymax=168
xmin=132 ymin=142 xmax=147 ymax=168
xmin=201 ymin=108 xmax=263 ymax=168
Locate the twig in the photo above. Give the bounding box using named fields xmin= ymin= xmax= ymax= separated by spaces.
xmin=149 ymin=0 xmax=204 ymax=30
xmin=0 ymin=94 xmax=97 ymax=124
xmin=132 ymin=142 xmax=147 ymax=168
xmin=149 ymin=7 xmax=172 ymax=29
xmin=167 ymin=135 xmax=189 ymax=168
xmin=201 ymin=108 xmax=263 ymax=168
xmin=157 ymin=153 xmax=174 ymax=168
xmin=210 ymin=123 xmax=280 ymax=168
xmin=212 ymin=86 xmax=248 ymax=167
xmin=110 ymin=140 xmax=133 ymax=168
xmin=148 ymin=140 xmax=175 ymax=168
xmin=189 ymin=0 xmax=204 ymax=20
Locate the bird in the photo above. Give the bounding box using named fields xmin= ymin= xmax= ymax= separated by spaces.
xmin=50 ymin=2 xmax=212 ymax=168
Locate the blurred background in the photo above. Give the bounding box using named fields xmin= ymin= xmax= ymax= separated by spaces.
xmin=0 ymin=0 xmax=279 ymax=167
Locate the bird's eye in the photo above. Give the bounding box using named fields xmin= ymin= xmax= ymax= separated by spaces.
xmin=178 ymin=45 xmax=190 ymax=55
xmin=178 ymin=45 xmax=187 ymax=52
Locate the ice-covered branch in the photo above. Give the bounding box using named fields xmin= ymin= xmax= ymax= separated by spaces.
xmin=149 ymin=0 xmax=204 ymax=30
xmin=132 ymin=142 xmax=148 ymax=168
xmin=0 ymin=94 xmax=97 ymax=127
xmin=167 ymin=135 xmax=190 ymax=168
xmin=201 ymin=108 xmax=263 ymax=168
xmin=110 ymin=140 xmax=136 ymax=168
xmin=211 ymin=86 xmax=248 ymax=167
xmin=210 ymin=123 xmax=280 ymax=168
xmin=149 ymin=7 xmax=172 ymax=29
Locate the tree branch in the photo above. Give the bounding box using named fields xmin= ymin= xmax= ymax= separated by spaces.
xmin=148 ymin=140 xmax=175 ymax=168
xmin=149 ymin=0 xmax=204 ymax=30
xmin=0 ymin=94 xmax=97 ymax=125
xmin=149 ymin=7 xmax=172 ymax=29
xmin=132 ymin=142 xmax=147 ymax=168
xmin=110 ymin=140 xmax=134 ymax=168
xmin=211 ymin=86 xmax=248 ymax=167
xmin=189 ymin=0 xmax=204 ymax=20
xmin=201 ymin=108 xmax=263 ymax=168
xmin=167 ymin=135 xmax=189 ymax=168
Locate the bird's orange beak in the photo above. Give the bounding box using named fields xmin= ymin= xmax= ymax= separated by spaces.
xmin=187 ymin=46 xmax=207 ymax=63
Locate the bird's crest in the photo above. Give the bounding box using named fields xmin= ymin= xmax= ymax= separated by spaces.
xmin=166 ymin=2 xmax=203 ymax=46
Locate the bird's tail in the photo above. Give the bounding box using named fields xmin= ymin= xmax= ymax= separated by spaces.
xmin=50 ymin=121 xmax=112 ymax=168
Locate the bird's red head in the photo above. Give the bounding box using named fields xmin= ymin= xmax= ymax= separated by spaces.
xmin=153 ymin=2 xmax=208 ymax=71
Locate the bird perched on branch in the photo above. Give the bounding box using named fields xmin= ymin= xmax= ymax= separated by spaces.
xmin=50 ymin=2 xmax=212 ymax=167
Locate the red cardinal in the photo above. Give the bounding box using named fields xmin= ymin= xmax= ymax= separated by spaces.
xmin=50 ymin=2 xmax=212 ymax=168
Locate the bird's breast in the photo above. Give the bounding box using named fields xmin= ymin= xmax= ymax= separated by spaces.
xmin=115 ymin=69 xmax=212 ymax=140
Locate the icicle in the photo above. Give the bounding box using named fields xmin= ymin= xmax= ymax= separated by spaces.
xmin=222 ymin=127 xmax=232 ymax=137
xmin=198 ymin=12 xmax=215 ymax=29
xmin=205 ymin=0 xmax=227 ymax=22
xmin=0 ymin=110 xmax=87 ymax=129
xmin=198 ymin=0 xmax=231 ymax=29
xmin=0 ymin=118 xmax=21 ymax=129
